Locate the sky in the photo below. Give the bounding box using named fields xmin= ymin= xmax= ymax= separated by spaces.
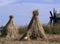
xmin=0 ymin=0 xmax=60 ymax=26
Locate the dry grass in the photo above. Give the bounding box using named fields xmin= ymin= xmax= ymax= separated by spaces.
xmin=0 ymin=40 xmax=60 ymax=44
xmin=0 ymin=34 xmax=60 ymax=44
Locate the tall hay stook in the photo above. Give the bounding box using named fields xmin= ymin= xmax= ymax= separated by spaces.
xmin=20 ymin=10 xmax=47 ymax=40
xmin=2 ymin=15 xmax=18 ymax=40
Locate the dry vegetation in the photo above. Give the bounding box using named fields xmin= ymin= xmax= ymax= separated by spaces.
xmin=1 ymin=14 xmax=60 ymax=44
xmin=0 ymin=35 xmax=60 ymax=44
xmin=0 ymin=25 xmax=60 ymax=44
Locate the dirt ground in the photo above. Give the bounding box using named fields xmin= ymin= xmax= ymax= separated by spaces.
xmin=0 ymin=34 xmax=60 ymax=44
xmin=0 ymin=40 xmax=60 ymax=44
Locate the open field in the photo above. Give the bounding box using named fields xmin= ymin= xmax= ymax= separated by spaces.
xmin=0 ymin=25 xmax=60 ymax=44
xmin=0 ymin=40 xmax=60 ymax=44
xmin=0 ymin=34 xmax=60 ymax=44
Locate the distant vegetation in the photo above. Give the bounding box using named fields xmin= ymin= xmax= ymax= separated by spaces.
xmin=18 ymin=26 xmax=27 ymax=34
xmin=19 ymin=25 xmax=60 ymax=34
xmin=43 ymin=25 xmax=60 ymax=34
xmin=1 ymin=25 xmax=60 ymax=34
